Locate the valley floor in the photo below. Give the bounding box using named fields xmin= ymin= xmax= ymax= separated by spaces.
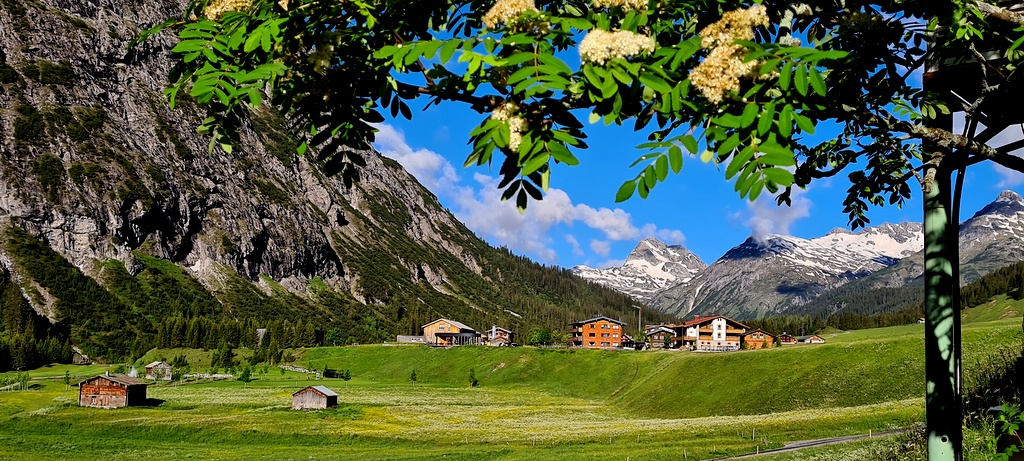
xmin=1 ymin=308 xmax=1021 ymax=460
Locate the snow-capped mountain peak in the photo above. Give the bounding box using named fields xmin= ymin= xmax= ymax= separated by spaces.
xmin=571 ymin=238 xmax=706 ymax=303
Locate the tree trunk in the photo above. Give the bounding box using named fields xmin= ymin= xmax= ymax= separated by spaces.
xmin=923 ymin=164 xmax=963 ymax=460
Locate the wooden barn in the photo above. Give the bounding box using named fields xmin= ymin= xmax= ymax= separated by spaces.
xmin=741 ymin=329 xmax=776 ymax=349
xmin=145 ymin=361 xmax=173 ymax=380
xmin=292 ymin=385 xmax=338 ymax=410
xmin=79 ymin=373 xmax=147 ymax=408
xmin=778 ymin=333 xmax=797 ymax=345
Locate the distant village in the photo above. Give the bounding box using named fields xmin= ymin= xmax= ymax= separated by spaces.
xmin=74 ymin=313 xmax=825 ymax=410
xmin=403 ymin=314 xmax=825 ymax=351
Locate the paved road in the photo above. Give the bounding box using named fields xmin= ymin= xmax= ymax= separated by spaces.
xmin=708 ymin=430 xmax=903 ymax=460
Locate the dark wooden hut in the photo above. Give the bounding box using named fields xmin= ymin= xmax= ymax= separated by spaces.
xmin=78 ymin=373 xmax=147 ymax=408
xmin=291 ymin=385 xmax=338 ymax=410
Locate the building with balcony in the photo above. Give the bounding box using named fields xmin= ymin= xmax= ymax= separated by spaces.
xmin=570 ymin=315 xmax=627 ymax=349
xmin=422 ymin=318 xmax=482 ymax=346
xmin=678 ymin=315 xmax=751 ymax=351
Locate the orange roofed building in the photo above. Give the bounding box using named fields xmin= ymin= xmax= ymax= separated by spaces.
xmin=570 ymin=315 xmax=627 ymax=349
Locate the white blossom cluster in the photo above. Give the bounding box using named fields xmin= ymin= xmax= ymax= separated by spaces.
xmin=491 ymin=102 xmax=526 ymax=152
xmin=482 ymin=0 xmax=538 ymax=30
xmin=591 ymin=0 xmax=649 ymax=12
xmin=697 ymin=6 xmax=768 ymax=48
xmin=205 ymin=0 xmax=252 ymax=19
xmin=690 ymin=6 xmax=769 ymax=104
xmin=578 ymin=29 xmax=655 ymax=65
xmin=308 ymin=32 xmax=341 ymax=74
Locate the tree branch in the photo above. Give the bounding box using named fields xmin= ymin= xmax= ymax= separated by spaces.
xmin=977 ymin=2 xmax=1024 ymax=27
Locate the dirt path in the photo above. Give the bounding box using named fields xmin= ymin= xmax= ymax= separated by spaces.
xmin=708 ymin=430 xmax=903 ymax=460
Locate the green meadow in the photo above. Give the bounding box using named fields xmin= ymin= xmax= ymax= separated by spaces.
xmin=0 ymin=302 xmax=1021 ymax=460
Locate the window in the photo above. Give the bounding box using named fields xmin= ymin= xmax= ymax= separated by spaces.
xmin=439 ymin=324 xmax=445 ymax=331
xmin=613 ymin=334 xmax=619 ymax=338
xmin=602 ymin=333 xmax=609 ymax=338
xmin=602 ymin=324 xmax=609 ymax=329
xmin=601 ymin=342 xmax=610 ymax=346
xmin=589 ymin=341 xmax=595 ymax=346
xmin=613 ymin=343 xmax=619 ymax=347
xmin=589 ymin=332 xmax=595 ymax=337
xmin=589 ymin=324 xmax=595 ymax=329
xmin=613 ymin=325 xmax=619 ymax=329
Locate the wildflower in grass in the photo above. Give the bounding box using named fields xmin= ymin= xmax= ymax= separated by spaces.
xmin=579 ymin=29 xmax=655 ymax=65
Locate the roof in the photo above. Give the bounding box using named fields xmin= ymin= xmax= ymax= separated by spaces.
xmin=145 ymin=361 xmax=170 ymax=368
xmin=797 ymin=335 xmax=824 ymax=341
xmin=293 ymin=385 xmax=338 ymax=397
xmin=490 ymin=326 xmax=513 ymax=333
xmin=571 ymin=315 xmax=626 ymax=327
xmin=79 ymin=374 xmax=146 ymax=387
xmin=422 ymin=318 xmax=478 ymax=333
xmin=679 ymin=315 xmax=751 ymax=330
xmin=741 ymin=329 xmax=775 ymax=336
xmin=645 ymin=325 xmax=676 ymax=335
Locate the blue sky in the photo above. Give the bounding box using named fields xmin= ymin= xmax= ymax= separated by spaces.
xmin=375 ymin=103 xmax=1024 ymax=269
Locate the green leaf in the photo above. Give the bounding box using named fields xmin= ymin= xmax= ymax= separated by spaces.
xmin=758 ymin=143 xmax=796 ymax=166
xmin=643 ymin=165 xmax=656 ymax=189
xmin=795 ymin=114 xmax=816 ymax=134
xmin=758 ymin=102 xmax=775 ymax=135
xmin=615 ymin=181 xmax=636 ymax=202
xmin=748 ymin=178 xmax=765 ymax=201
xmin=740 ymin=103 xmax=758 ymax=128
xmin=725 ymin=146 xmax=755 ymax=179
xmin=780 ymin=62 xmax=793 ymax=90
xmin=779 ymin=105 xmax=794 ymax=137
xmin=809 ymin=67 xmax=826 ymax=96
xmin=439 ymin=40 xmax=460 ymax=63
xmin=718 ymin=133 xmax=741 ymax=155
xmin=638 ymin=73 xmax=671 ymax=93
xmin=521 ymin=153 xmax=550 ymax=175
xmin=762 ymin=167 xmax=795 ymax=185
xmin=681 ymin=135 xmax=698 ymax=154
xmin=795 ymin=63 xmax=809 ymax=96
xmin=172 ymin=40 xmax=209 ymax=53
xmin=668 ymin=145 xmax=683 ymax=173
xmin=655 ymin=155 xmax=669 ymax=181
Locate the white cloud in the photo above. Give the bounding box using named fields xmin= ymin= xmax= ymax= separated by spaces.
xmin=565 ymin=235 xmax=584 ymax=256
xmin=589 ymin=240 xmax=612 ymax=257
xmin=640 ymin=224 xmax=686 ymax=245
xmin=374 ymin=124 xmax=460 ymax=194
xmin=743 ymin=189 xmax=812 ymax=240
xmin=373 ymin=123 xmax=688 ymax=264
xmin=596 ymin=258 xmax=625 ymax=269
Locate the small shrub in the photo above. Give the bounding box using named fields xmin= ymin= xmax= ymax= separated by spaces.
xmin=252 ymin=178 xmax=290 ymax=205
xmin=13 ymin=100 xmax=46 ymax=145
xmin=32 ymin=153 xmax=65 ymax=202
xmin=36 ymin=60 xmax=74 ymax=86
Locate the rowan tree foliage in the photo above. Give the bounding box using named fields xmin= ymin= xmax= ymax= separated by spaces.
xmin=150 ymin=0 xmax=1024 ymax=458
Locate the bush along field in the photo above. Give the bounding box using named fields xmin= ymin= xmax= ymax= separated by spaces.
xmin=0 ymin=306 xmax=1021 ymax=460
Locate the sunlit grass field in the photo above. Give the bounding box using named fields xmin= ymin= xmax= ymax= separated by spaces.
xmin=0 ymin=304 xmax=1020 ymax=460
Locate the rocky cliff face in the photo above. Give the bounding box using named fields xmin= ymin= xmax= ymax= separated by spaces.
xmin=0 ymin=0 xmax=652 ymax=358
xmin=570 ymin=238 xmax=706 ymax=304
xmin=0 ymin=0 xmax=466 ymax=297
